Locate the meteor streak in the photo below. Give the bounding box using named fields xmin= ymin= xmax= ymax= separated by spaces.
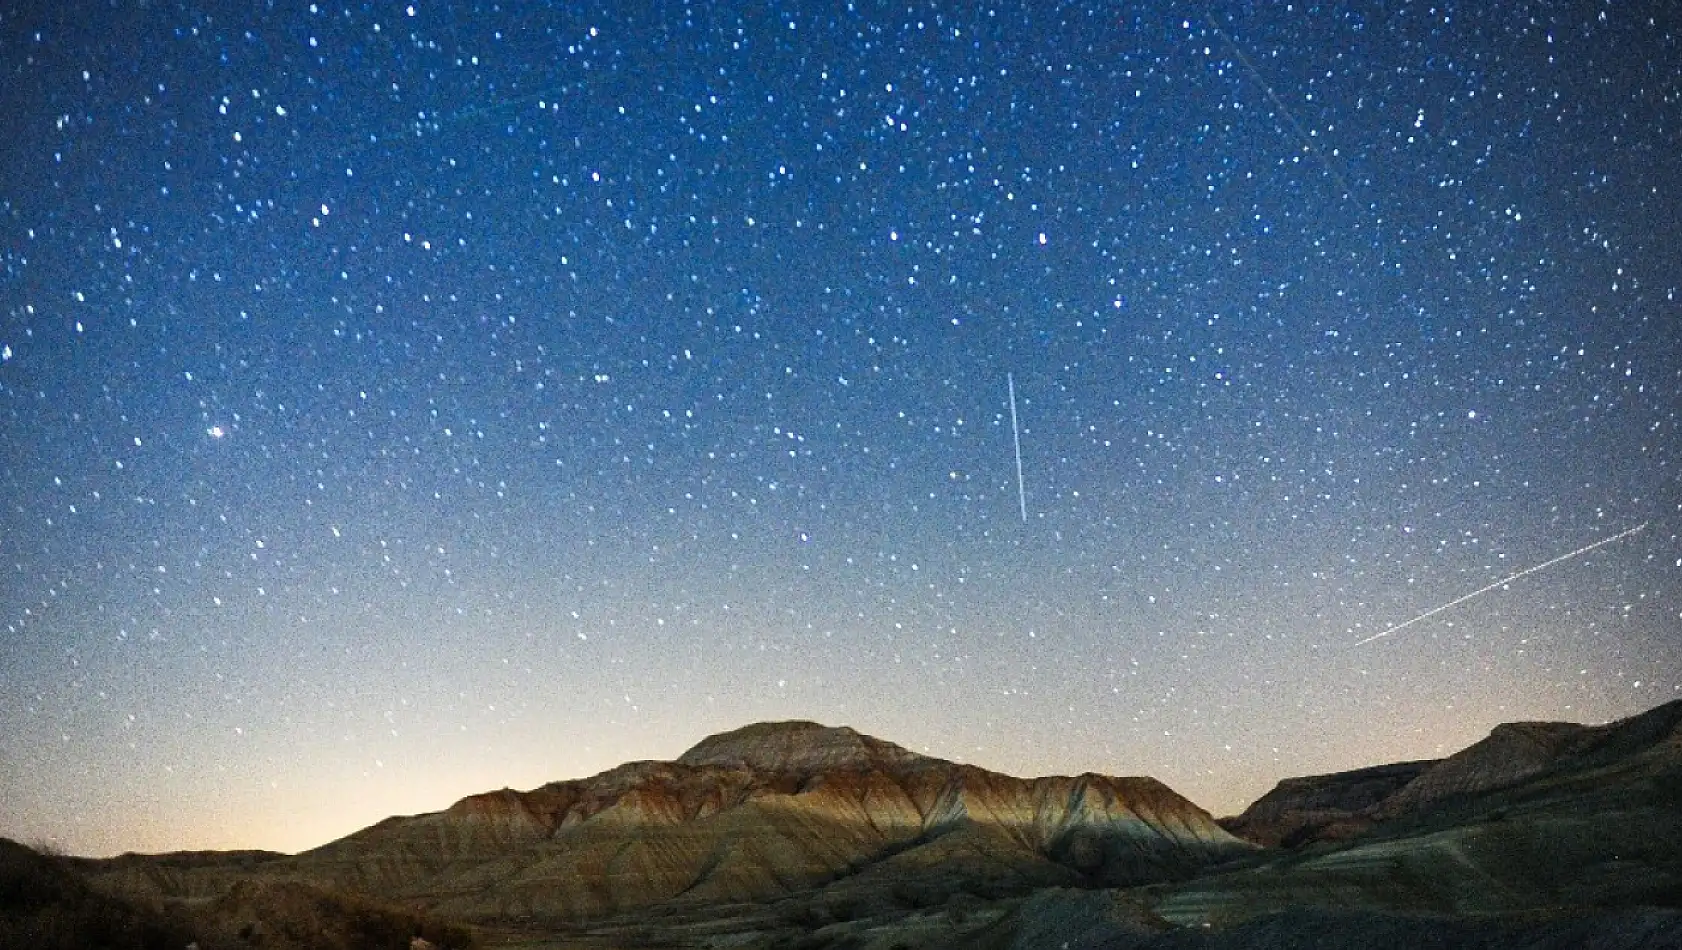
xmin=1008 ymin=373 xmax=1027 ymax=523
xmin=1353 ymin=522 xmax=1649 ymax=646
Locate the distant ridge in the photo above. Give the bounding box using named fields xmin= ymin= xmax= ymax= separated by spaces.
xmin=1223 ymin=698 xmax=1682 ymax=847
xmin=1167 ymin=699 xmax=1682 ymax=930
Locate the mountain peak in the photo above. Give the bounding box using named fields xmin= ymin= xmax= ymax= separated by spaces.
xmin=676 ymin=720 xmax=935 ymax=774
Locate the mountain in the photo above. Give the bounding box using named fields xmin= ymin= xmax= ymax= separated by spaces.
xmin=59 ymin=704 xmax=1682 ymax=948
xmin=82 ymin=720 xmax=1249 ymax=929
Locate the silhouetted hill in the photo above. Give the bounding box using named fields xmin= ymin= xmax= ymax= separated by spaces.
xmin=0 ymin=837 xmax=476 ymax=950
xmin=0 ymin=837 xmax=194 ymax=950
xmin=1218 ymin=759 xmax=1434 ymax=847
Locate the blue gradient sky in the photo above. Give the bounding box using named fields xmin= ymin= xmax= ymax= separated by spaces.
xmin=3 ymin=1 xmax=1678 ymax=856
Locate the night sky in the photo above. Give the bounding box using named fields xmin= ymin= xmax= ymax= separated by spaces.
xmin=3 ymin=1 xmax=1679 ymax=858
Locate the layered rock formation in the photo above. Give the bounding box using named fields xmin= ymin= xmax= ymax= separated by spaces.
xmin=1218 ymin=760 xmax=1434 ymax=847
xmin=676 ymin=719 xmax=928 ymax=773
xmin=1373 ymin=699 xmax=1682 ymax=819
xmin=73 ymin=704 xmax=1682 ymax=948
xmin=88 ymin=721 xmax=1249 ymax=926
xmin=1161 ymin=699 xmax=1682 ymax=928
xmin=1223 ymin=698 xmax=1682 ymax=849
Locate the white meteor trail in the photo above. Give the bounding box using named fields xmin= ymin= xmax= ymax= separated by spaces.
xmin=1008 ymin=373 xmax=1026 ymax=523
xmin=1353 ymin=521 xmax=1649 ymax=646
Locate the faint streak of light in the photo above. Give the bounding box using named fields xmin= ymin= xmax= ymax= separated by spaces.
xmin=1205 ymin=13 xmax=1354 ymax=201
xmin=1008 ymin=372 xmax=1027 ymax=523
xmin=1353 ymin=522 xmax=1649 ymax=646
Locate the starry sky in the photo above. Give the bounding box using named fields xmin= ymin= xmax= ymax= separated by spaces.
xmin=3 ymin=1 xmax=1679 ymax=858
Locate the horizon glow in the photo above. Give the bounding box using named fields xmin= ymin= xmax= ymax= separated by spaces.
xmin=2 ymin=1 xmax=1678 ymax=858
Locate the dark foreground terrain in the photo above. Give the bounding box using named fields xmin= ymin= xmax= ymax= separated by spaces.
xmin=7 ymin=701 xmax=1682 ymax=949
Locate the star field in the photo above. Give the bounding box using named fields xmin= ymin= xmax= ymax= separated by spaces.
xmin=3 ymin=1 xmax=1679 ymax=856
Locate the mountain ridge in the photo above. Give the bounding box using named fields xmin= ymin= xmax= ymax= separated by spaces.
xmin=43 ymin=700 xmax=1682 ymax=948
xmin=82 ymin=718 xmax=1249 ymax=926
xmin=1222 ymin=698 xmax=1682 ymax=847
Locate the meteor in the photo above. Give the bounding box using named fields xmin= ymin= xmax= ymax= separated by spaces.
xmin=1353 ymin=522 xmax=1649 ymax=646
xmin=1008 ymin=373 xmax=1027 ymax=523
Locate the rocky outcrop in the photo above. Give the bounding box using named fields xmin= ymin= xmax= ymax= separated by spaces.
xmin=1222 ymin=699 xmax=1682 ymax=850
xmin=67 ymin=849 xmax=286 ymax=903
xmin=1376 ymin=699 xmax=1682 ymax=820
xmin=1157 ymin=700 xmax=1682 ymax=929
xmin=84 ymin=721 xmax=1250 ymax=926
xmin=1219 ymin=760 xmax=1433 ymax=847
xmin=676 ymin=720 xmax=931 ymax=773
xmin=192 ymin=878 xmax=475 ymax=950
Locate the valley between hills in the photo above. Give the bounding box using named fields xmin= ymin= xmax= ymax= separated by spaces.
xmin=6 ymin=700 xmax=1682 ymax=949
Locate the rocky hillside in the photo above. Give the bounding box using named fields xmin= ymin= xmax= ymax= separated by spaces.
xmin=0 ymin=837 xmax=195 ymax=950
xmin=1217 ymin=760 xmax=1434 ymax=847
xmin=61 ymin=702 xmax=1682 ymax=949
xmin=87 ymin=721 xmax=1250 ymax=926
xmin=1 ymin=838 xmax=474 ymax=950
xmin=1222 ymin=698 xmax=1682 ymax=848
xmin=1160 ymin=699 xmax=1682 ymax=928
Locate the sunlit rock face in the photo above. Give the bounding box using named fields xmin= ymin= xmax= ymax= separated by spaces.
xmin=83 ymin=720 xmax=1250 ymax=925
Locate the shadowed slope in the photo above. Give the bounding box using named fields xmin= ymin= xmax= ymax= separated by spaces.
xmin=1217 ymin=761 xmax=1435 ymax=847
xmin=1161 ymin=700 xmax=1682 ymax=926
xmin=0 ymin=838 xmax=196 ymax=950
xmin=1222 ymin=699 xmax=1682 ymax=850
